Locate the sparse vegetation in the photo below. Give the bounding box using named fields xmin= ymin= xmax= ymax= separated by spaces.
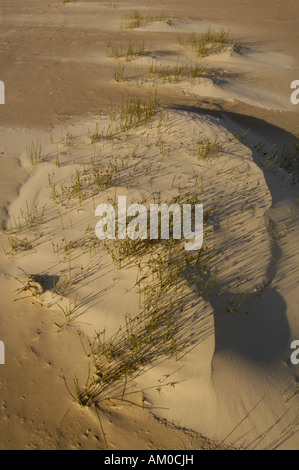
xmin=118 ymin=93 xmax=158 ymax=130
xmin=149 ymin=61 xmax=205 ymax=83
xmin=178 ymin=28 xmax=232 ymax=57
xmin=233 ymin=41 xmax=245 ymax=54
xmin=107 ymin=41 xmax=149 ymax=62
xmin=26 ymin=140 xmax=44 ymax=165
xmin=2 ymin=201 xmax=45 ymax=234
xmin=120 ymin=11 xmax=167 ymax=29
xmin=114 ymin=64 xmax=125 ymax=82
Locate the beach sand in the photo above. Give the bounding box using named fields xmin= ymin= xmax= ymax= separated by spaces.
xmin=0 ymin=0 xmax=299 ymax=450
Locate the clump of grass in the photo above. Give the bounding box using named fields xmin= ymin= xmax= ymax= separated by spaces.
xmin=121 ymin=11 xmax=166 ymax=29
xmin=50 ymin=169 xmax=87 ymax=207
xmin=49 ymin=153 xmax=130 ymax=208
xmin=63 ymin=373 xmax=108 ymax=446
xmin=113 ymin=60 xmax=205 ymax=86
xmin=90 ymin=190 xmax=219 ymax=397
xmin=114 ymin=64 xmax=125 ymax=82
xmin=149 ymin=62 xmax=204 ymax=83
xmin=57 ymin=295 xmax=78 ymax=325
xmin=89 ymin=122 xmax=102 ymax=143
xmin=3 ymin=201 xmax=45 ymax=234
xmin=121 ymin=11 xmax=143 ymax=29
xmin=104 ymin=2 xmax=119 ymax=8
xmin=26 ymin=140 xmax=44 ymax=165
xmin=91 ymin=157 xmax=121 ymax=190
xmin=233 ymin=41 xmax=245 ymax=54
xmin=107 ymin=41 xmax=148 ymax=62
xmin=126 ymin=41 xmax=147 ymax=60
xmin=3 ymin=236 xmax=33 ymax=255
xmin=118 ymin=93 xmax=158 ymax=131
xmin=185 ymin=130 xmax=221 ymax=159
xmin=178 ymin=28 xmax=231 ymax=57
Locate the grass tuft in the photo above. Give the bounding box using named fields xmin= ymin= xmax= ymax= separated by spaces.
xmin=120 ymin=11 xmax=166 ymax=29
xmin=107 ymin=41 xmax=149 ymax=62
xmin=178 ymin=28 xmax=232 ymax=57
xmin=26 ymin=140 xmax=44 ymax=165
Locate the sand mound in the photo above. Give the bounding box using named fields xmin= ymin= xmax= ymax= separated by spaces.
xmin=2 ymin=103 xmax=299 ymax=449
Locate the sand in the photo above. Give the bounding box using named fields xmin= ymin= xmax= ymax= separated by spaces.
xmin=0 ymin=0 xmax=299 ymax=450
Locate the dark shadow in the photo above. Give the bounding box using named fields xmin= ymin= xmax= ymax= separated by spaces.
xmin=210 ymin=286 xmax=290 ymax=362
xmin=166 ymin=104 xmax=295 ymax=361
xmin=169 ymin=104 xmax=298 ymax=169
xmin=210 ymin=215 xmax=290 ymax=363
